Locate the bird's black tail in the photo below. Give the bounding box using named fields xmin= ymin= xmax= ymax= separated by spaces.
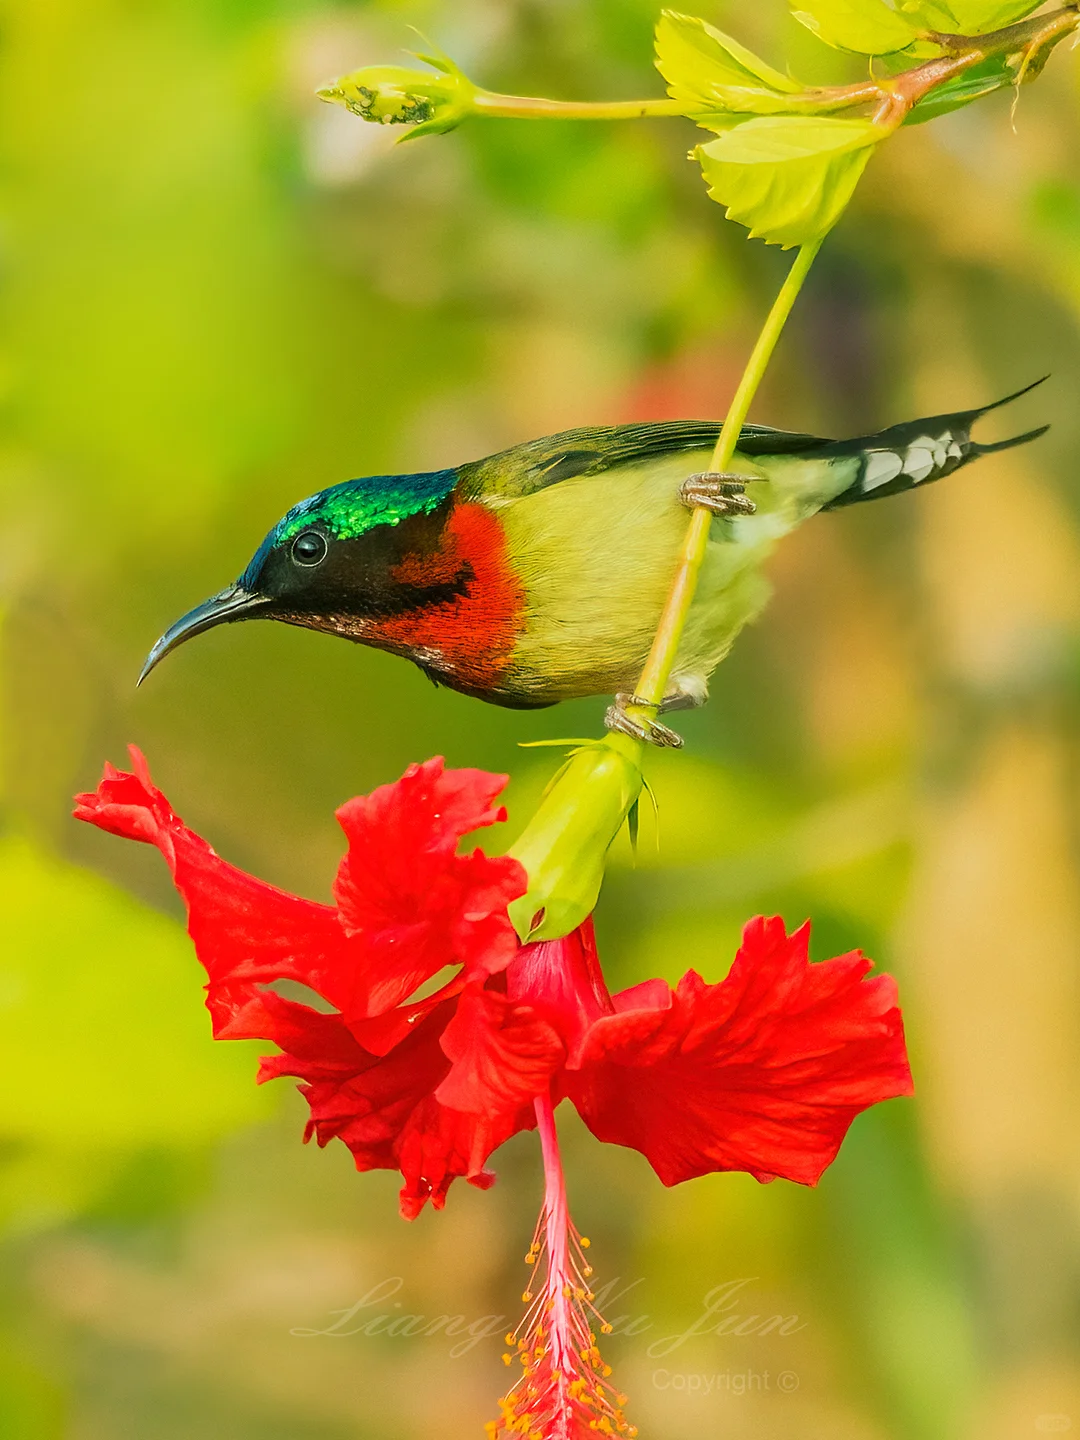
xmin=821 ymin=377 xmax=1049 ymax=510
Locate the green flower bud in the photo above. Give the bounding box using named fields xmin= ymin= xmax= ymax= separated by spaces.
xmin=508 ymin=735 xmax=643 ymax=943
xmin=317 ymin=53 xmax=477 ymax=140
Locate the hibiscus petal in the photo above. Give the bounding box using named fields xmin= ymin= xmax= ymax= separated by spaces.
xmin=332 ymin=757 xmax=526 ymax=1014
xmin=565 ymin=916 xmax=913 ymax=1187
xmin=74 ymin=747 xmax=354 ymax=1038
xmin=75 ymin=749 xmax=527 ymax=1032
xmin=505 ymin=919 xmax=614 ymax=1066
xmin=262 ymin=992 xmax=534 ymax=1218
xmin=436 ymin=983 xmax=564 ymax=1115
xmin=75 ymin=749 xmax=537 ymax=1218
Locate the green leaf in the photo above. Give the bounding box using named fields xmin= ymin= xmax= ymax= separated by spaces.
xmin=656 ymin=9 xmax=802 ymax=125
xmin=790 ymin=0 xmax=923 ymax=54
xmin=904 ymin=52 xmax=1016 ymax=123
xmin=697 ymin=115 xmax=885 ymax=247
xmin=791 ymin=0 xmax=1042 ymax=52
xmin=940 ymin=0 xmax=1044 ymax=31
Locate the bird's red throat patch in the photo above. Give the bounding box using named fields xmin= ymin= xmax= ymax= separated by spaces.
xmin=371 ymin=501 xmax=525 ymax=690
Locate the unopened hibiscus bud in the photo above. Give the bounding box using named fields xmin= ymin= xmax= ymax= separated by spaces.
xmin=317 ymin=53 xmax=477 ymax=139
xmin=508 ymin=736 xmax=642 ymax=942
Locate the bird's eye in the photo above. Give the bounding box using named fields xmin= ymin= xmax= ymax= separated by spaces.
xmin=291 ymin=530 xmax=328 ymax=567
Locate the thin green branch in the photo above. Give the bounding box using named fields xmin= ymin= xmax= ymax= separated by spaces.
xmin=627 ymin=238 xmax=824 ymax=721
xmin=472 ymin=92 xmax=685 ymax=121
xmin=320 ymin=5 xmax=1080 ymax=139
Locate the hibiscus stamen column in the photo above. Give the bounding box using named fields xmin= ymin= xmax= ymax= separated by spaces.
xmin=490 ymin=1092 xmax=634 ymax=1440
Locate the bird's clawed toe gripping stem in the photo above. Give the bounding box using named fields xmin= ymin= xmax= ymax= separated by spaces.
xmin=679 ymin=472 xmax=762 ymax=517
xmin=604 ymin=693 xmax=685 ymax=749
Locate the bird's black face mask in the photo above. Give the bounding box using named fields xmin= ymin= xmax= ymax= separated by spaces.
xmin=138 ymin=487 xmax=458 ymax=683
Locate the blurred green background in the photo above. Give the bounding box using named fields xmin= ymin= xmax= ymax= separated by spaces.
xmin=1 ymin=1 xmax=1078 ymax=1436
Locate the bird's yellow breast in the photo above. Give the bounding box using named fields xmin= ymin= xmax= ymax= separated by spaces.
xmin=489 ymin=445 xmax=856 ymax=704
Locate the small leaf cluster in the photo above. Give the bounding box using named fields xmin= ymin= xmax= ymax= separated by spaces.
xmin=792 ymin=0 xmax=1044 ymax=55
xmin=656 ymin=3 xmax=1064 ymax=246
xmin=319 ymin=0 xmax=1078 ymax=250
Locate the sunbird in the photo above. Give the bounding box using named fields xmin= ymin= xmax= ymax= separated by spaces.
xmin=142 ymin=381 xmax=1046 ymax=745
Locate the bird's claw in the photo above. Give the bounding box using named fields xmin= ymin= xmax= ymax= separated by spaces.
xmin=680 ymin=472 xmax=761 ymax=517
xmin=604 ymin=693 xmax=684 ymax=749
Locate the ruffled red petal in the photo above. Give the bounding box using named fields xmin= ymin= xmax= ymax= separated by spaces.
xmin=436 ymin=983 xmax=565 ymax=1115
xmin=565 ymin=916 xmax=913 ymax=1187
xmin=74 ymin=749 xmax=526 ymax=1033
xmin=73 ymin=747 xmax=354 ymax=1039
xmin=505 ymin=919 xmax=614 ymax=1066
xmin=259 ymin=992 xmax=535 ymax=1218
xmin=332 ymin=758 xmax=526 ymax=1016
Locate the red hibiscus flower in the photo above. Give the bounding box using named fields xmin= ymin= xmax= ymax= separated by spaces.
xmin=74 ymin=748 xmax=913 ymax=1221
xmin=76 ymin=747 xmax=915 ymax=1439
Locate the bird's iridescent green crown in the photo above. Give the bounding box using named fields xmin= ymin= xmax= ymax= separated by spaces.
xmin=274 ymin=469 xmax=457 ymax=545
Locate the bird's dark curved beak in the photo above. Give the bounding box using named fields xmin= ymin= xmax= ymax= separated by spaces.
xmin=138 ymin=585 xmax=268 ymax=686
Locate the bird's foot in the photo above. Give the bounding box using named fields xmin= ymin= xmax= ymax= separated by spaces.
xmin=680 ymin=471 xmax=761 ymax=517
xmin=604 ymin=693 xmax=684 ymax=749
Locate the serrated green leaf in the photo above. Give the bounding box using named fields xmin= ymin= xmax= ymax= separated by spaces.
xmin=697 ymin=115 xmax=885 ymax=247
xmin=792 ymin=0 xmax=1043 ymax=52
xmin=791 ymin=0 xmax=922 ymax=54
xmin=656 ymin=9 xmax=801 ymax=121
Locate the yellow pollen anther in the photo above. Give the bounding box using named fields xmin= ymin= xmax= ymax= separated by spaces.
xmin=583 ymin=1265 xmax=594 ymax=1276
xmin=502 ymin=1353 xmax=513 ymax=1366
xmin=521 ymin=1291 xmax=533 ymax=1303
xmin=601 ymin=1323 xmax=613 ymax=1334
xmin=580 ymin=1237 xmax=591 ymax=1248
xmin=506 ymin=1333 xmax=516 ymax=1345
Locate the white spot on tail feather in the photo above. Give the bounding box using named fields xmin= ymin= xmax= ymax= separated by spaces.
xmin=863 ymin=451 xmax=904 ymax=490
xmin=903 ymin=446 xmax=935 ymax=482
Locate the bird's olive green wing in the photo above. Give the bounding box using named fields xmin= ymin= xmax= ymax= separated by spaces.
xmin=458 ymin=420 xmax=833 ymax=501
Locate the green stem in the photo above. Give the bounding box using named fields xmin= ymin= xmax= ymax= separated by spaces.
xmin=627 ymin=236 xmax=824 ymax=719
xmin=473 ymin=91 xmax=685 ymax=121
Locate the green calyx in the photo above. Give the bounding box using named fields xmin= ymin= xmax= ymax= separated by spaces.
xmin=508 ymin=735 xmax=643 ymax=943
xmin=317 ymin=51 xmax=477 ymax=140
